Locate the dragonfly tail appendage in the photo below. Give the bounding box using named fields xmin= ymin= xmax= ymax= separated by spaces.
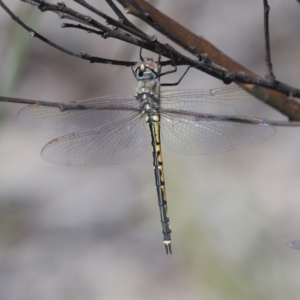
xmin=164 ymin=240 xmax=172 ymax=255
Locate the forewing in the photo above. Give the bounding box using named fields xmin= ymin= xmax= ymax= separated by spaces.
xmin=161 ymin=114 xmax=276 ymax=155
xmin=18 ymin=95 xmax=138 ymax=133
xmin=160 ymin=85 xmax=268 ymax=115
xmin=41 ymin=114 xmax=149 ymax=166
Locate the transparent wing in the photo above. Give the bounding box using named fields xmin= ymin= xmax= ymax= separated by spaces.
xmin=18 ymin=95 xmax=138 ymax=133
xmin=41 ymin=114 xmax=149 ymax=166
xmin=161 ymin=114 xmax=276 ymax=155
xmin=160 ymin=84 xmax=268 ymax=115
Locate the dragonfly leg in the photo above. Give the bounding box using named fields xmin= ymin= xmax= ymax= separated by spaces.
xmin=157 ymin=45 xmax=192 ymax=86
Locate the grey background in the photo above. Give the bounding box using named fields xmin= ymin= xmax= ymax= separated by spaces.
xmin=1 ymin=1 xmax=300 ymax=299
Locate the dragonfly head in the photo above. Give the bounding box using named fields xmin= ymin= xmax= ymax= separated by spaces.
xmin=133 ymin=59 xmax=159 ymax=81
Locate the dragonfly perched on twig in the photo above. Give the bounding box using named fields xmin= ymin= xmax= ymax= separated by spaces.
xmin=0 ymin=57 xmax=276 ymax=254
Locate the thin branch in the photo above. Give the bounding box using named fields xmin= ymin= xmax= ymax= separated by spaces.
xmin=263 ymin=0 xmax=275 ymax=81
xmin=1 ymin=95 xmax=300 ymax=128
xmin=61 ymin=22 xmax=104 ymax=35
xmin=0 ymin=96 xmax=139 ymax=112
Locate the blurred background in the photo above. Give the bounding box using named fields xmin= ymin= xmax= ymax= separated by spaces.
xmin=1 ymin=1 xmax=300 ymax=299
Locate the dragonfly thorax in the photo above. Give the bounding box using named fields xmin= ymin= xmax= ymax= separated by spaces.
xmin=140 ymin=102 xmax=159 ymax=115
xmin=135 ymin=81 xmax=160 ymax=100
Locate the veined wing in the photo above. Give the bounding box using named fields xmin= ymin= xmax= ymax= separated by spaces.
xmin=160 ymin=85 xmax=268 ymax=115
xmin=161 ymin=113 xmax=276 ymax=155
xmin=41 ymin=113 xmax=149 ymax=166
xmin=18 ymin=95 xmax=138 ymax=133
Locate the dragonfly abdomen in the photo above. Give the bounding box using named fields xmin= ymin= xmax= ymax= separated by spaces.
xmin=146 ymin=113 xmax=172 ymax=254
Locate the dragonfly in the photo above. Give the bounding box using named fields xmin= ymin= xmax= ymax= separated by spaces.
xmin=1 ymin=57 xmax=276 ymax=254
